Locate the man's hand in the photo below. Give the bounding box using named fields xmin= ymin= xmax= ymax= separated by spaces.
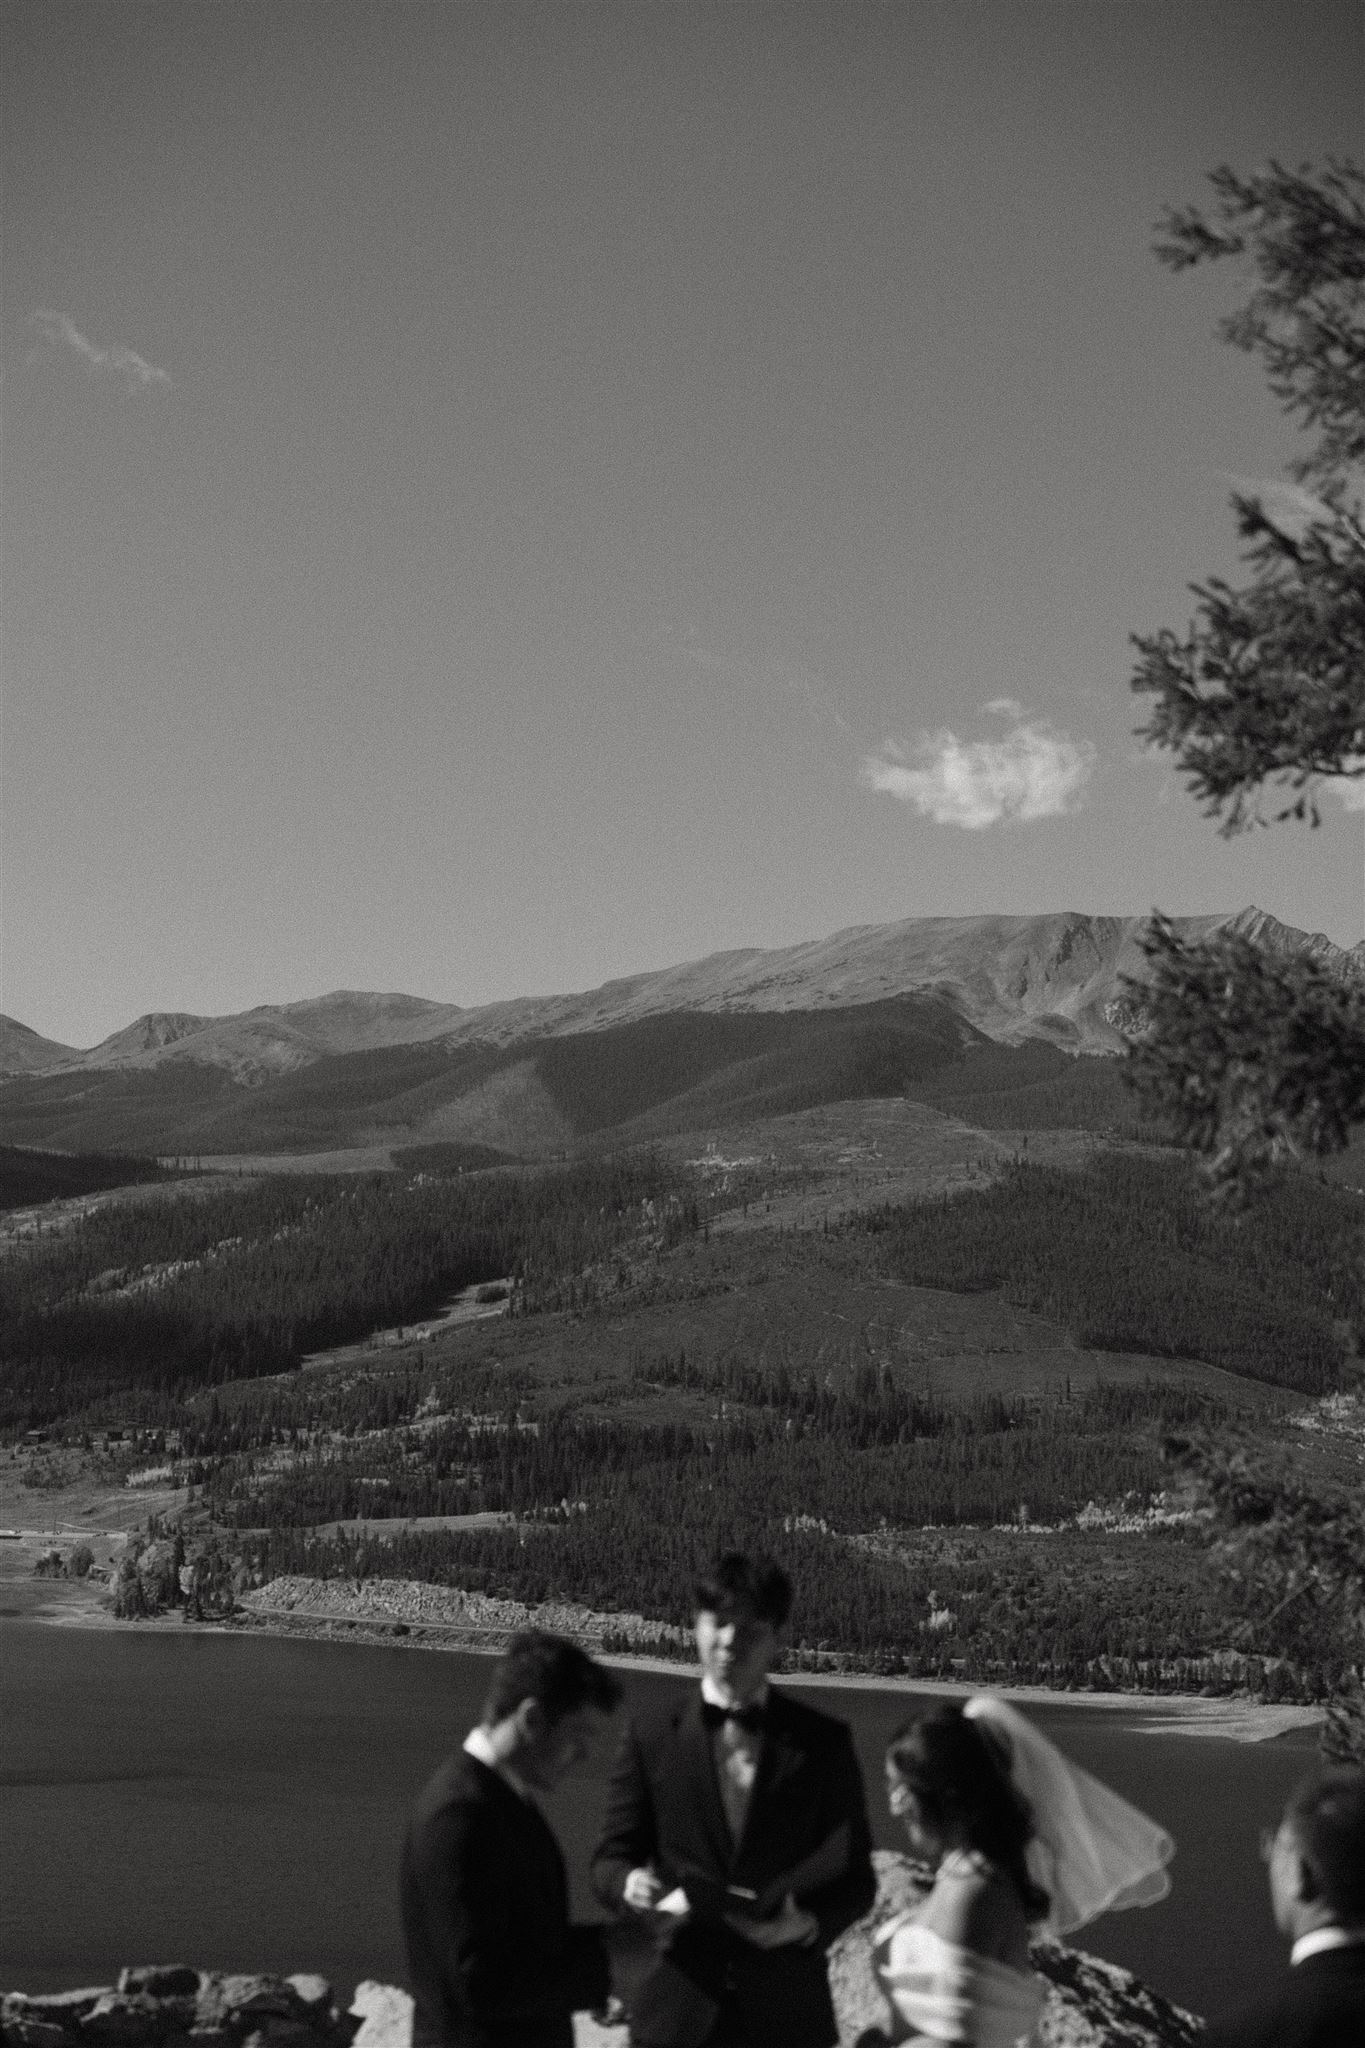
xmin=723 ymin=1891 xmax=819 ymax=1949
xmin=622 ymin=1864 xmax=666 ymax=1912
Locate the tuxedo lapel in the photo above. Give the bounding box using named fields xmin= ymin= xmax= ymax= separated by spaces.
xmin=677 ymin=1693 xmax=735 ymax=1873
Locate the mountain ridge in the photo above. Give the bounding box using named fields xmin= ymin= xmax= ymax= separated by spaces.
xmin=6 ymin=906 xmax=1359 ymax=1084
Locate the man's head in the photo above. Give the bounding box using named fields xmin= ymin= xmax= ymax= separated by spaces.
xmin=691 ymin=1551 xmax=792 ymax=1704
xmin=1264 ymin=1769 xmax=1365 ymax=1941
xmin=481 ymin=1630 xmax=622 ymax=1792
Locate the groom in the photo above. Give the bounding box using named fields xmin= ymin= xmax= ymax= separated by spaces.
xmin=592 ymin=1551 xmax=875 ymax=2048
xmin=401 ymin=1629 xmax=622 ymax=2048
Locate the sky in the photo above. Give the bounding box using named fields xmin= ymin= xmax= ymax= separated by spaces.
xmin=3 ymin=1 xmax=1362 ymax=1049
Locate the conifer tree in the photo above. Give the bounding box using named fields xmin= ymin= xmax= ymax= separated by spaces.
xmin=1126 ymin=160 xmax=1365 ymax=1197
xmin=1135 ymin=162 xmax=1365 ymax=1755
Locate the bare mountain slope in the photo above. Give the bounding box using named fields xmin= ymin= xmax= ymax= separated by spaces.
xmin=15 ymin=906 xmax=1362 ymax=1084
xmin=0 ymin=1017 xmax=79 ymax=1076
xmin=422 ymin=906 xmax=1364 ymax=1054
xmin=64 ymin=991 xmax=466 ymax=1081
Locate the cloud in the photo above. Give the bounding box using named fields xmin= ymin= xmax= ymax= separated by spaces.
xmin=31 ymin=309 xmax=170 ymax=392
xmin=863 ymin=715 xmax=1095 ymax=829
xmin=1328 ymin=768 xmax=1365 ymax=812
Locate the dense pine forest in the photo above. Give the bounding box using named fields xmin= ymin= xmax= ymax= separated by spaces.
xmin=204 ymin=1378 xmax=1230 ymax=1530
xmin=859 ymin=1153 xmax=1360 ymax=1393
xmin=0 ymin=1153 xmax=695 ymax=1428
xmin=0 ymin=1144 xmax=176 ymax=1211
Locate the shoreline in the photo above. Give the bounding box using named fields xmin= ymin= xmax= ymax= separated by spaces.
xmin=2 ymin=1571 xmax=1322 ymax=1745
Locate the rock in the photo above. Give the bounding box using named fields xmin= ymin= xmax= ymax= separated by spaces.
xmin=280 ymin=1988 xmax=328 ymax=2021
xmin=5 ymin=1904 xmax=1203 ymax=2048
xmin=239 ymin=2026 xmax=316 ymax=2048
xmin=188 ymin=1989 xmax=231 ymax=2035
xmin=117 ymin=1976 xmax=198 ymax=2003
xmin=4 ymin=1993 xmax=105 ymax=2025
xmin=80 ymin=1996 xmax=174 ymax=2045
xmin=346 ymin=1987 xmax=410 ymax=2048
xmin=5 ymin=2020 xmax=74 ymax=2048
xmin=829 ymin=1852 xmax=1202 ymax=2048
xmin=213 ymin=1981 xmax=303 ymax=2024
xmin=1033 ymin=1941 xmax=1203 ymax=2048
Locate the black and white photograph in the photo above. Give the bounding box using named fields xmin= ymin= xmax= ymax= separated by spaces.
xmin=2 ymin=5 xmax=1363 ymax=2046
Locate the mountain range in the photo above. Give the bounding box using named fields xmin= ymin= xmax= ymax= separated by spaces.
xmin=4 ymin=906 xmax=1358 ymax=1160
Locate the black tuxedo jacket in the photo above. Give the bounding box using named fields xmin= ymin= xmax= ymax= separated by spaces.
xmin=1204 ymin=1942 xmax=1365 ymax=2048
xmin=400 ymin=1750 xmax=610 ymax=2048
xmin=591 ymin=1687 xmax=875 ymax=2048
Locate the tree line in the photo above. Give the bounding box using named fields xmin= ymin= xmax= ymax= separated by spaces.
xmin=240 ymin=1511 xmax=1347 ymax=1702
xmin=207 ymin=1380 xmax=1238 ymax=1533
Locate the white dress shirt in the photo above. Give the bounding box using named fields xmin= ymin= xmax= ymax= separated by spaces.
xmin=1290 ymin=1925 xmax=1365 ymax=1966
xmin=700 ymin=1676 xmax=768 ymax=1841
xmin=463 ymin=1724 xmax=535 ymax=1804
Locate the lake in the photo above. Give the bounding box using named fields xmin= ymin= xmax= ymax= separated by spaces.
xmin=0 ymin=1620 xmax=1320 ymax=2025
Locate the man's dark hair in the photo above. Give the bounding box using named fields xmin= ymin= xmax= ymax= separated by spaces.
xmin=1285 ymin=1769 xmax=1365 ymax=1923
xmin=482 ymin=1630 xmax=621 ymax=1727
xmin=692 ymin=1550 xmax=792 ymax=1628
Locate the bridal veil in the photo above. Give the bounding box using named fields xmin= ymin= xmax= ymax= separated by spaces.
xmin=963 ymin=1694 xmax=1175 ymax=1936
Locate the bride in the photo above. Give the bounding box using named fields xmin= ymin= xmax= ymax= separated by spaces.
xmin=863 ymin=1695 xmax=1174 ymax=2047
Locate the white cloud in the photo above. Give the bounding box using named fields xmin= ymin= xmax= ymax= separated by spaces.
xmin=863 ymin=717 xmax=1095 ymax=829
xmin=31 ymin=309 xmax=170 ymax=392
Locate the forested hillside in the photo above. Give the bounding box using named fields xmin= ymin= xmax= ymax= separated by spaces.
xmin=860 ymin=1153 xmax=1360 ymax=1394
xmin=0 ymin=1153 xmax=694 ymax=1428
xmin=6 ymin=1100 xmax=1359 ymax=1698
xmin=0 ymin=1145 xmax=175 ymax=1210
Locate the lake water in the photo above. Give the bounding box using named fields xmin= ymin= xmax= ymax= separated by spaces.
xmin=0 ymin=1621 xmax=1320 ymax=2025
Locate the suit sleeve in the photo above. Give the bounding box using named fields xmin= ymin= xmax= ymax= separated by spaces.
xmin=591 ymin=1718 xmax=659 ymax=1913
xmin=806 ymin=1723 xmax=876 ymax=1948
xmin=406 ymin=1796 xmax=606 ymax=2042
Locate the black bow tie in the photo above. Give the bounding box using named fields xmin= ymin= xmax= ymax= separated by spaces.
xmin=702 ymin=1699 xmax=766 ymax=1734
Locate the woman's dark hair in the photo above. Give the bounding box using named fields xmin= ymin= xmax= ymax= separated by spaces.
xmin=886 ymin=1703 xmax=1050 ymax=1922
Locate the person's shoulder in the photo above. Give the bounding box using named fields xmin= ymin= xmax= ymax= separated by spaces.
xmin=409 ymin=1749 xmax=495 ymax=1822
xmin=1204 ymin=1963 xmax=1365 ymax=2048
xmin=921 ymin=1859 xmax=1030 ymax=1964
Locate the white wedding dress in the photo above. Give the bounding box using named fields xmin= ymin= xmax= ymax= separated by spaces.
xmin=872 ymin=1916 xmax=1045 ymax=2046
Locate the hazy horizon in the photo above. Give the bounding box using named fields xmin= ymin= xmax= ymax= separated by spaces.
xmin=4 ymin=1 xmax=1362 ymax=1047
